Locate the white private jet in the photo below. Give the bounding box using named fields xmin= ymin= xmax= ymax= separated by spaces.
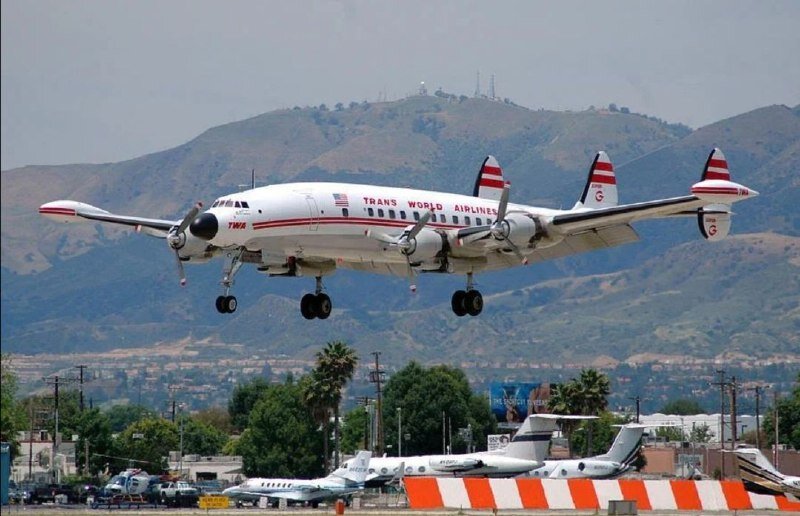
xmin=347 ymin=413 xmax=593 ymax=487
xmin=221 ymin=450 xmax=370 ymax=508
xmin=732 ymin=446 xmax=800 ymax=500
xmin=521 ymin=423 xmax=647 ymax=479
xmin=39 ymin=148 xmax=757 ymax=317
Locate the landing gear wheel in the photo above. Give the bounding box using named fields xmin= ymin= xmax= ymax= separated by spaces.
xmin=215 ymin=296 xmax=226 ymax=314
xmin=224 ymin=295 xmax=237 ymax=313
xmin=451 ymin=290 xmax=468 ymax=316
xmin=300 ymin=293 xmax=317 ymax=319
xmin=315 ymin=293 xmax=332 ymax=319
xmin=465 ymin=290 xmax=483 ymax=316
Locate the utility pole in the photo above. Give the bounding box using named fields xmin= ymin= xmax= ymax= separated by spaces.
xmin=747 ymin=385 xmax=769 ymax=451
xmin=730 ymin=376 xmax=738 ymax=449
xmin=356 ymin=397 xmax=373 ymax=452
xmin=168 ymin=384 xmax=182 ymax=422
xmin=710 ymin=369 xmax=728 ymax=478
xmin=43 ymin=375 xmax=78 ymax=483
xmin=75 ymin=365 xmax=88 ymax=411
xmin=369 ymin=352 xmax=385 ymax=456
xmin=774 ymin=390 xmax=780 ymax=468
xmin=629 ymin=395 xmax=641 ymax=423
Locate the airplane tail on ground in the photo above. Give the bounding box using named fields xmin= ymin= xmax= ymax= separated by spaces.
xmin=573 ymin=151 xmax=618 ymax=210
xmin=505 ymin=414 xmax=597 ymax=462
xmin=329 ymin=450 xmax=372 ymax=485
xmin=472 ymin=155 xmax=506 ymax=201
xmin=732 ymin=447 xmax=800 ymax=499
xmin=594 ymin=423 xmax=647 ymax=466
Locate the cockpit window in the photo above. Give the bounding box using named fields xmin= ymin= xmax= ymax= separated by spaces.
xmin=235 ymin=201 xmax=241 ymax=208
xmin=225 ymin=200 xmax=234 ymax=207
xmin=241 ymin=201 xmax=249 ymax=208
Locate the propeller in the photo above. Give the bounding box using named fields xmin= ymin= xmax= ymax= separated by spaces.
xmin=167 ymin=202 xmax=202 ymax=286
xmin=459 ymin=184 xmax=528 ymax=264
xmin=367 ymin=209 xmax=433 ymax=292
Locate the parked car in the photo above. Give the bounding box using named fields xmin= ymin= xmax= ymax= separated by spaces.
xmin=156 ymin=480 xmax=199 ymax=507
xmin=27 ymin=483 xmax=78 ymax=504
xmin=8 ymin=480 xmax=23 ymax=504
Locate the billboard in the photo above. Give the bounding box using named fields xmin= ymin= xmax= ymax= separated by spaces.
xmin=489 ymin=382 xmax=555 ymax=424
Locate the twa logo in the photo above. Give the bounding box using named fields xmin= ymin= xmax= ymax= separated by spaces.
xmin=708 ymin=224 xmax=718 ymax=236
xmin=228 ymin=221 xmax=247 ymax=230
xmin=595 ymin=190 xmax=604 ymax=202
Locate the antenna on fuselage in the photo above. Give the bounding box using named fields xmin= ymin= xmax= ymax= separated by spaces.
xmin=238 ymin=169 xmax=256 ymax=191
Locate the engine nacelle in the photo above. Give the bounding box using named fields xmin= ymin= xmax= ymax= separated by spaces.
xmin=494 ymin=213 xmax=543 ymax=247
xmin=428 ymin=457 xmax=484 ymax=472
xmin=171 ymin=231 xmax=213 ymax=261
xmin=403 ymin=228 xmax=445 ymax=260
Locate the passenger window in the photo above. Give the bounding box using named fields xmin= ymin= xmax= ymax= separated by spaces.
xmin=418 ymin=466 xmax=426 ymax=473
xmin=400 ymin=210 xmax=407 ymax=220
xmin=368 ymin=208 xmax=374 ymax=217
xmin=476 ymin=217 xmax=483 ymax=225
xmin=378 ymin=208 xmax=384 ymax=217
xmin=389 ymin=209 xmax=396 ymax=219
xmin=241 ymin=201 xmax=249 ymax=208
xmin=452 ymin=215 xmax=458 ymax=224
xmin=465 ymin=216 xmax=471 ymax=225
xmin=413 ymin=211 xmax=420 ymax=221
xmin=342 ymin=208 xmax=349 ymax=217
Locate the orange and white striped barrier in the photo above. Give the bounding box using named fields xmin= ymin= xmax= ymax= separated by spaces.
xmin=404 ymin=477 xmax=800 ymax=512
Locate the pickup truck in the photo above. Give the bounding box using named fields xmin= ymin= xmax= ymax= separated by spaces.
xmin=156 ymin=481 xmax=199 ymax=507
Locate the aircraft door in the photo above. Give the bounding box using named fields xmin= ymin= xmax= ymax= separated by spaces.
xmin=304 ymin=194 xmax=320 ymax=231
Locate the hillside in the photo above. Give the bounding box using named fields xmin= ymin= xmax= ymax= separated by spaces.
xmin=1 ymin=98 xmax=798 ymax=366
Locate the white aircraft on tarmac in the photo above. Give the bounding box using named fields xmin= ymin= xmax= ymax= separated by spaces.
xmin=731 ymin=446 xmax=800 ymax=500
xmin=222 ymin=450 xmax=371 ymax=508
xmin=39 ymin=148 xmax=757 ymax=317
xmin=346 ymin=413 xmax=594 ymax=487
xmin=521 ymin=423 xmax=647 ymax=479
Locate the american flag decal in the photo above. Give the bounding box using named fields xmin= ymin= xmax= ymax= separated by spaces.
xmin=333 ymin=193 xmax=349 ymax=207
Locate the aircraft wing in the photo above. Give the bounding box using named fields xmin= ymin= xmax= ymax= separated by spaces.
xmin=550 ymin=195 xmax=704 ymax=234
xmin=39 ymin=200 xmax=178 ymax=237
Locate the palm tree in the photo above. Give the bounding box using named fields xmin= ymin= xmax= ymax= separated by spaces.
xmin=301 ymin=372 xmax=335 ymax=473
xmin=547 ymin=381 xmax=581 ymax=457
xmin=575 ymin=368 xmax=610 ymax=454
xmin=315 ymin=341 xmax=358 ymax=469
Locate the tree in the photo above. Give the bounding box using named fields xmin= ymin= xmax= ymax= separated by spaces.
xmin=179 ymin=416 xmax=230 ymax=456
xmin=547 ymin=381 xmax=581 ymax=457
xmin=571 ymin=411 xmax=627 ymax=457
xmin=105 ymin=404 xmax=156 ymax=433
xmin=235 ymin=377 xmax=323 ymax=478
xmin=546 ymin=369 xmax=610 ymax=457
xmin=1 ymin=355 xmax=27 ymax=457
xmin=74 ymin=408 xmax=114 ymax=476
xmin=192 ymin=407 xmax=234 ymax=435
xmin=314 ymin=341 xmax=358 ymax=469
xmin=763 ymin=372 xmax=800 ymax=450
xmin=301 ymin=371 xmax=335 ymax=473
xmin=382 ymin=362 xmax=496 ymax=455
xmin=228 ymin=377 xmax=272 ymax=432
xmin=689 ymin=423 xmax=713 ymax=443
xmin=660 ymin=399 xmax=706 ymax=415
xmin=656 ymin=426 xmax=685 ymax=442
xmin=115 ymin=418 xmax=179 ymax=473
xmin=340 ymin=407 xmax=369 ymax=455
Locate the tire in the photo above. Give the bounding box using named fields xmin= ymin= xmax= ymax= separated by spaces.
xmin=465 ymin=290 xmax=483 ymax=316
xmin=224 ymin=295 xmax=237 ymax=313
xmin=160 ymin=493 xmax=168 ymax=506
xmin=315 ymin=293 xmax=332 ymax=319
xmin=451 ymin=290 xmax=467 ymax=316
xmin=300 ymin=293 xmax=317 ymax=319
xmin=215 ymin=296 xmax=226 ymax=313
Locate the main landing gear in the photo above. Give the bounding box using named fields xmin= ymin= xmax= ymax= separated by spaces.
xmin=300 ymin=276 xmax=332 ymax=320
xmin=451 ymin=272 xmax=483 ymax=317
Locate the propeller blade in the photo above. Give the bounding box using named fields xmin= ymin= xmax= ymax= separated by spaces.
xmin=176 ymin=202 xmax=203 ymax=234
xmin=174 ymin=250 xmax=187 ymax=286
xmin=365 ymin=229 xmax=396 ymax=245
xmin=406 ymin=256 xmax=417 ymax=293
xmin=496 ymin=184 xmax=510 ymax=222
xmin=406 ymin=209 xmax=433 ymax=240
xmin=505 ymin=240 xmax=529 ymax=265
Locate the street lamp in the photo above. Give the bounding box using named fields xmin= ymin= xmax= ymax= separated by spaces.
xmin=397 ymin=408 xmax=402 ymax=457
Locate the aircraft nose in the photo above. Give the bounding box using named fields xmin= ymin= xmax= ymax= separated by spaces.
xmin=190 ymin=212 xmax=218 ymax=240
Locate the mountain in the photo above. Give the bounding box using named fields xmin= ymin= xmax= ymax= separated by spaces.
xmin=1 ymin=97 xmax=798 ymax=366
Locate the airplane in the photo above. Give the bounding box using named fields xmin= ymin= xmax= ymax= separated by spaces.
xmin=731 ymin=446 xmax=800 ymax=500
xmin=345 ymin=413 xmax=593 ymax=487
xmin=520 ymin=423 xmax=647 ymax=479
xmin=38 ymin=147 xmax=758 ymax=317
xmin=221 ymin=449 xmax=371 ymax=508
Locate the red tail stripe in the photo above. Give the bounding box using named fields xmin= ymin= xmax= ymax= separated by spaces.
xmin=480 ymin=178 xmax=505 ymax=188
xmin=590 ymin=176 xmax=617 ymax=185
xmin=704 ymin=171 xmax=730 ymax=180
xmin=593 ymin=161 xmax=614 ymax=172
xmin=481 ymin=165 xmax=503 ymax=177
xmin=708 ymin=159 xmax=728 ymax=169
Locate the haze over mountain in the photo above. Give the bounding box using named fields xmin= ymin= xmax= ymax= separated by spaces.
xmin=2 ymin=97 xmax=798 ymax=366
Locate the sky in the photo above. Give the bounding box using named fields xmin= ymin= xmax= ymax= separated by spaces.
xmin=2 ymin=0 xmax=799 ymax=171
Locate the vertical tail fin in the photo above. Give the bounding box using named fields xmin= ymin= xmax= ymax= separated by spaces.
xmin=330 ymin=450 xmax=372 ymax=484
xmin=473 ymin=155 xmax=505 ymax=201
xmin=700 ymin=147 xmax=730 ymax=181
xmin=502 ymin=414 xmax=558 ymax=462
xmin=574 ymin=151 xmax=618 ymax=209
xmin=696 ymin=148 xmax=733 ymax=241
xmin=596 ymin=424 xmax=646 ymax=465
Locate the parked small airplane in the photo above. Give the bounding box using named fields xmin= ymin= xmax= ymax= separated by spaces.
xmin=521 ymin=423 xmax=647 ymax=479
xmin=221 ymin=450 xmax=371 ymax=508
xmin=348 ymin=413 xmax=593 ymax=486
xmin=39 ymin=148 xmax=757 ymax=317
xmin=732 ymin=446 xmax=800 ymax=500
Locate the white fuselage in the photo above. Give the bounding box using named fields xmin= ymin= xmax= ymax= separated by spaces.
xmin=522 ymin=458 xmax=627 ymax=479
xmin=361 ymin=453 xmax=540 ymax=484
